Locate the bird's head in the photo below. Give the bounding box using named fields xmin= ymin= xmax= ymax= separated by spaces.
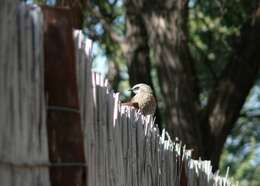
xmin=129 ymin=83 xmax=153 ymax=95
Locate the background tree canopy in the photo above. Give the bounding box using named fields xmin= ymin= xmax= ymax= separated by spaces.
xmin=30 ymin=0 xmax=260 ymax=185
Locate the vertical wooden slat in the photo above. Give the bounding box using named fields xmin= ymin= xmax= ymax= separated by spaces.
xmin=0 ymin=2 xmax=50 ymax=186
xmin=42 ymin=6 xmax=86 ymax=186
xmin=74 ymin=30 xmax=93 ymax=186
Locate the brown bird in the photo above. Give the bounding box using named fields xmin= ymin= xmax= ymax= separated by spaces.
xmin=122 ymin=83 xmax=156 ymax=116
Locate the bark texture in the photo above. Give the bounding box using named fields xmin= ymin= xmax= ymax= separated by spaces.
xmin=125 ymin=0 xmax=153 ymax=86
xmin=125 ymin=0 xmax=164 ymax=128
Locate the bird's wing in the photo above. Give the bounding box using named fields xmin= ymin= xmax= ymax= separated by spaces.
xmin=121 ymin=101 xmax=139 ymax=109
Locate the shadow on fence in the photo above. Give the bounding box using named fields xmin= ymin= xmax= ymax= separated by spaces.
xmin=0 ymin=2 xmax=237 ymax=186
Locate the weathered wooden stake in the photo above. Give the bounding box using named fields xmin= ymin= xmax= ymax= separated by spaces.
xmin=55 ymin=0 xmax=86 ymax=29
xmin=42 ymin=6 xmax=86 ymax=186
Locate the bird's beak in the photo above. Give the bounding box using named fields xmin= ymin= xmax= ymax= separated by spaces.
xmin=128 ymin=88 xmax=135 ymax=96
xmin=128 ymin=88 xmax=133 ymax=92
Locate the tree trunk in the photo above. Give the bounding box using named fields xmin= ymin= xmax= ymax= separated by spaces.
xmin=125 ymin=0 xmax=153 ymax=86
xmin=125 ymin=0 xmax=260 ymax=170
xmin=125 ymin=0 xmax=203 ymax=157
xmin=204 ymin=4 xmax=260 ymax=170
xmin=145 ymin=1 xmax=204 ymax=157
xmin=125 ymin=0 xmax=164 ymax=128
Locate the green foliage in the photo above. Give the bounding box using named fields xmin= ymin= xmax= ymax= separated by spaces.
xmin=29 ymin=0 xmax=50 ymax=4
xmin=219 ymin=85 xmax=260 ymax=185
xmin=83 ymin=0 xmax=127 ymax=91
xmin=188 ymin=0 xmax=247 ymax=93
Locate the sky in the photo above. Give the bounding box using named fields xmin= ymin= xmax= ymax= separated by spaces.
xmin=25 ymin=0 xmax=55 ymax=5
xmin=92 ymin=42 xmax=108 ymax=74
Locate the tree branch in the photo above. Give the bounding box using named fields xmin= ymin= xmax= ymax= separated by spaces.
xmin=88 ymin=7 xmax=129 ymax=54
xmin=204 ymin=3 xmax=260 ymax=170
xmin=195 ymin=45 xmax=219 ymax=83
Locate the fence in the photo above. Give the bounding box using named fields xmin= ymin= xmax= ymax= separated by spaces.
xmin=0 ymin=2 xmax=237 ymax=186
xmin=0 ymin=2 xmax=49 ymax=186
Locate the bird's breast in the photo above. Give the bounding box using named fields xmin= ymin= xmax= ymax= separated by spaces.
xmin=131 ymin=93 xmax=156 ymax=115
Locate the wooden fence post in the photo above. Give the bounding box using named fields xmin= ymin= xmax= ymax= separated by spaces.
xmin=55 ymin=0 xmax=86 ymax=29
xmin=42 ymin=6 xmax=86 ymax=186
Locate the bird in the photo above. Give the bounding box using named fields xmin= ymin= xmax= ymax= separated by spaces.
xmin=122 ymin=83 xmax=156 ymax=116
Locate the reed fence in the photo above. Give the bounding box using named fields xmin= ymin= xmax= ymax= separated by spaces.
xmin=0 ymin=2 xmax=237 ymax=186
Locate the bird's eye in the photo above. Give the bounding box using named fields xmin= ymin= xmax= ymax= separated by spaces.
xmin=133 ymin=86 xmax=140 ymax=91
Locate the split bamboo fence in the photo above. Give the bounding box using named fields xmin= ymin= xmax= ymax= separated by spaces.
xmin=0 ymin=1 xmax=237 ymax=186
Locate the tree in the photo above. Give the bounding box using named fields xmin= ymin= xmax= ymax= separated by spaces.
xmin=84 ymin=0 xmax=260 ymax=171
